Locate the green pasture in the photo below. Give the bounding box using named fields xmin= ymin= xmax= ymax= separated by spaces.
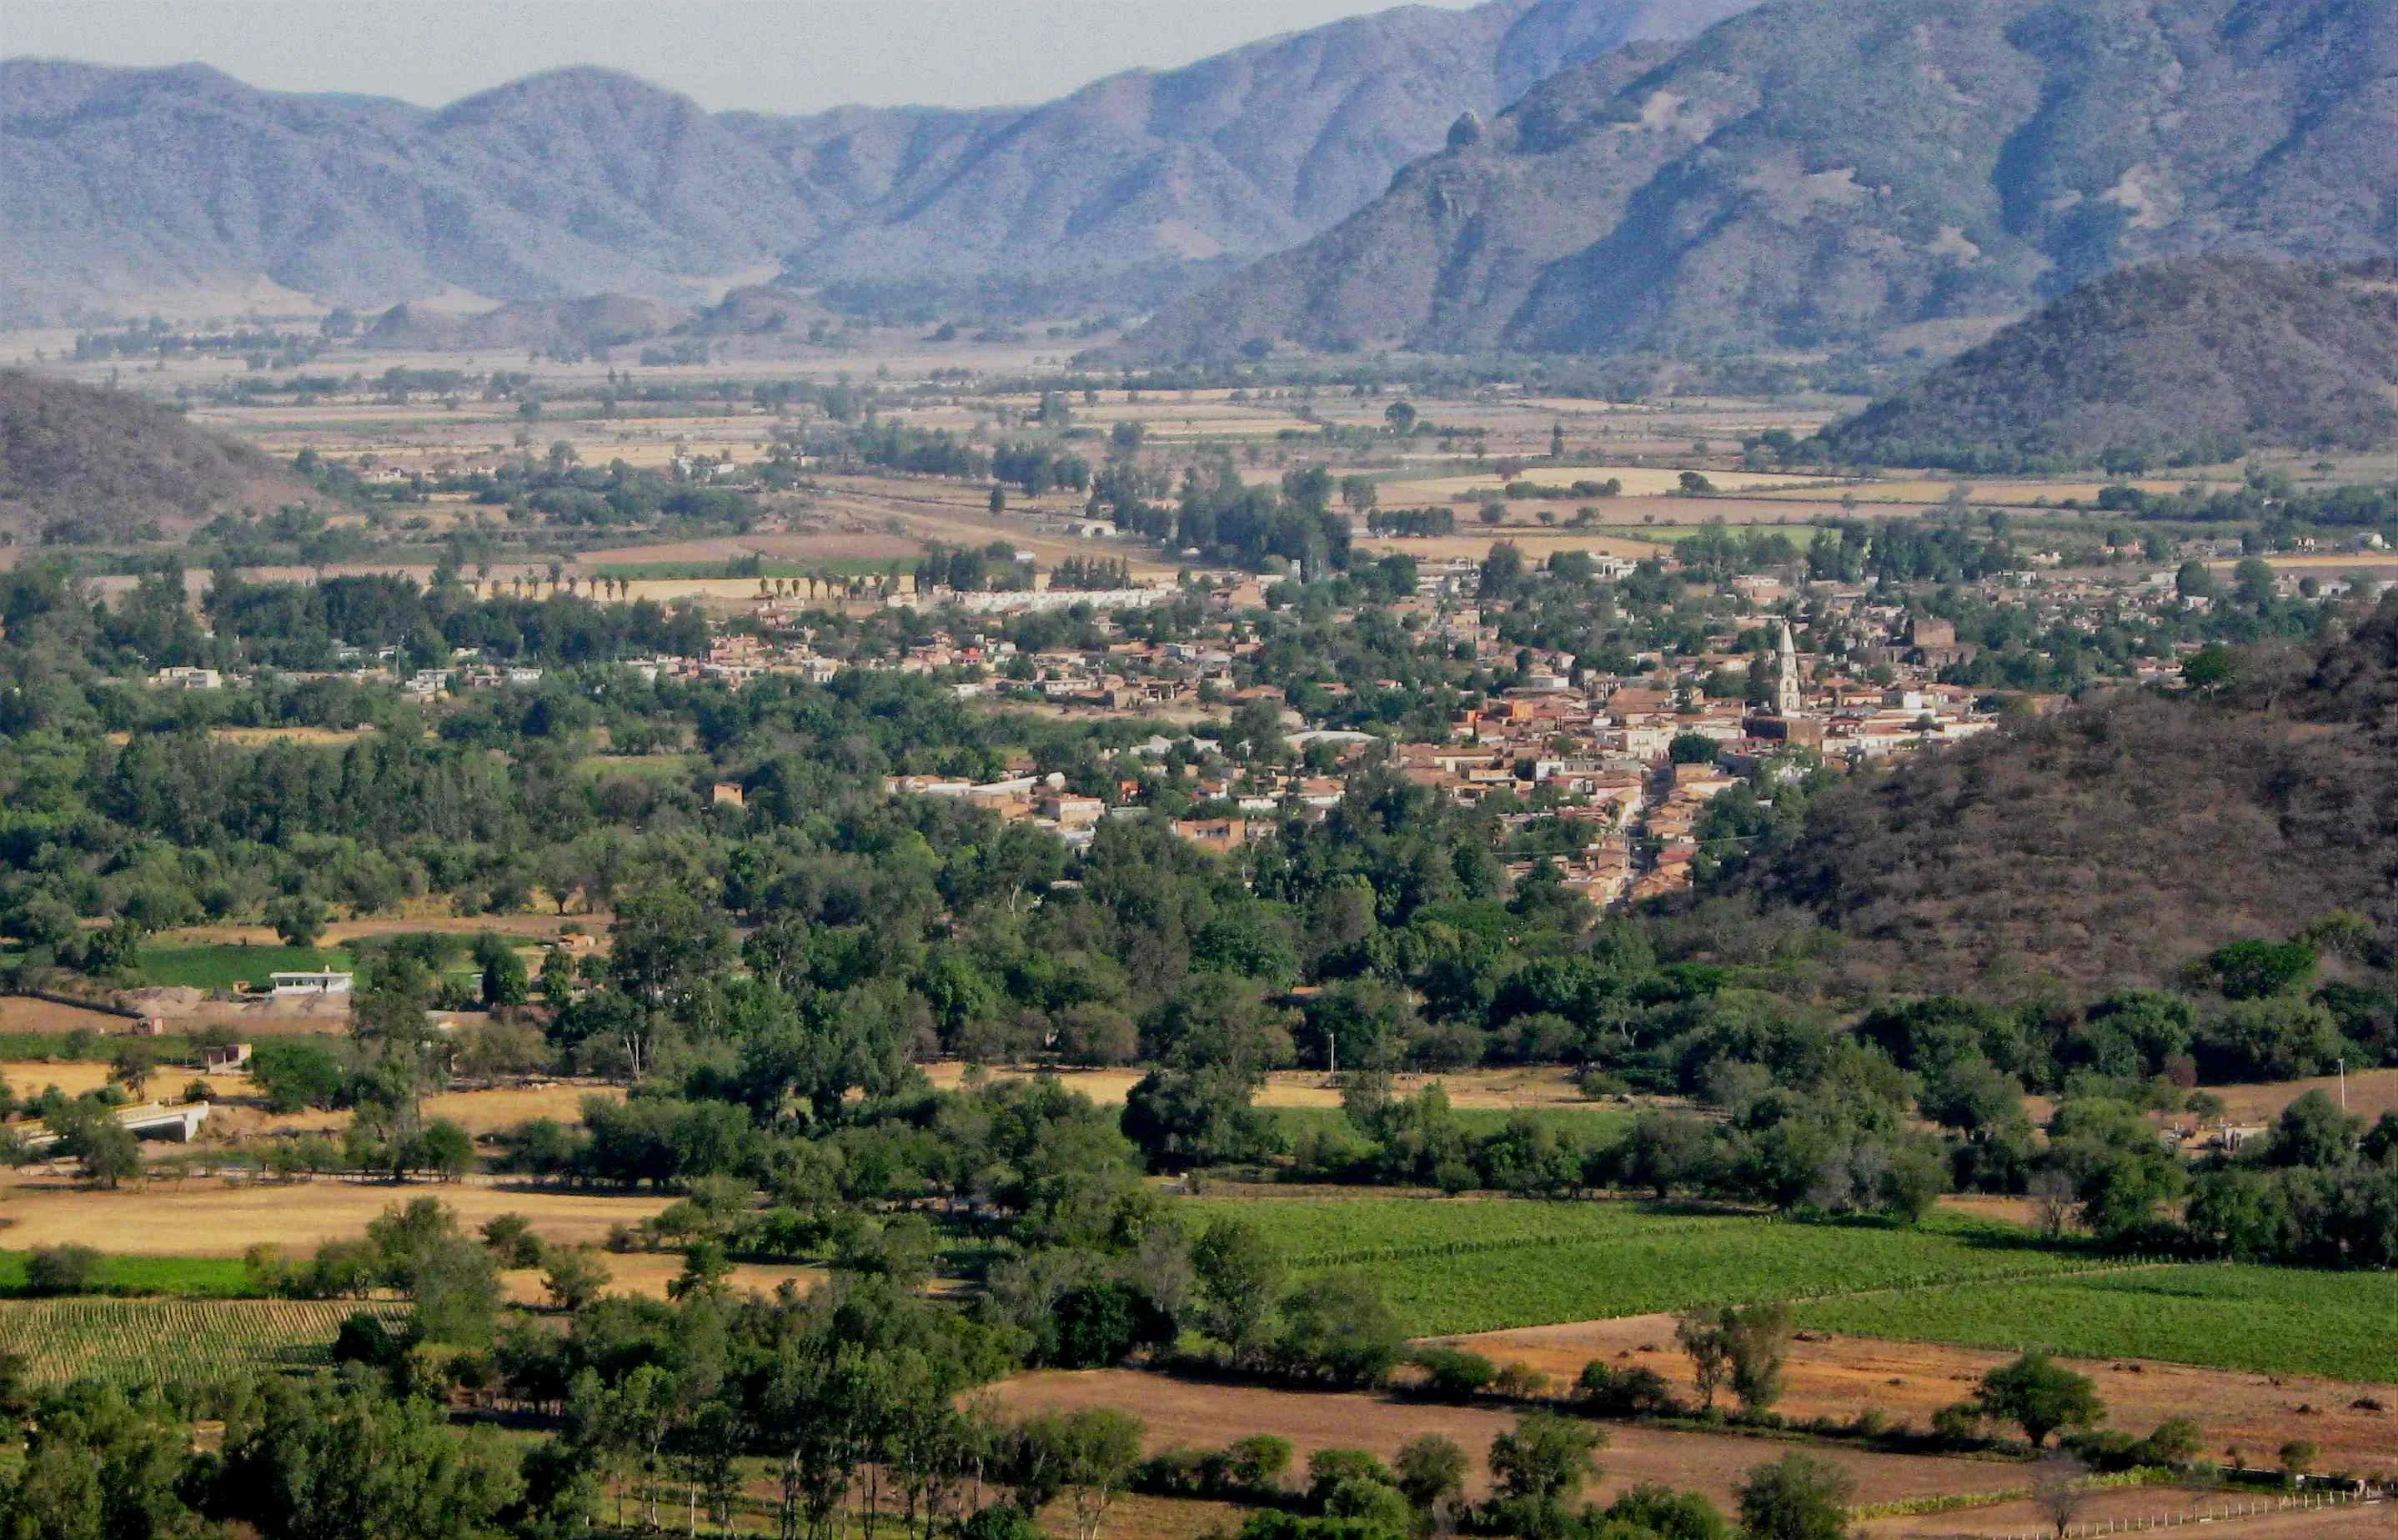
xmin=138 ymin=944 xmax=349 ymax=991
xmin=0 ymin=1252 xmax=253 ymax=1300
xmin=1793 ymin=1264 xmax=2398 ymax=1384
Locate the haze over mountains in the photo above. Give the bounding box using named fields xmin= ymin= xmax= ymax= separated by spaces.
xmin=1126 ymin=0 xmax=2398 ymax=360
xmin=0 ymin=0 xmax=1756 ymax=325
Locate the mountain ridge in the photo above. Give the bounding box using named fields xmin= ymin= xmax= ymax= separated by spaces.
xmin=1120 ymin=0 xmax=2398 ymax=361
xmin=0 ymin=0 xmax=1758 ymax=324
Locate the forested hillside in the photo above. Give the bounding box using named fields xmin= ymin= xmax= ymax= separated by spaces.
xmin=1824 ymin=258 xmax=2398 ymax=471
xmin=1698 ymin=607 xmax=2398 ymax=1000
xmin=0 ymin=369 xmax=315 ymax=544
xmin=1124 ymin=0 xmax=2398 ymax=360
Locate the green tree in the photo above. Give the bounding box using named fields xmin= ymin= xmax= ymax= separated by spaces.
xmin=2 ymin=1385 xmax=201 ymax=1539
xmin=1489 ymin=1410 xmax=1602 ymax=1509
xmin=1393 ymin=1434 xmax=1467 ymax=1514
xmin=542 ymin=1247 xmax=612 ymax=1312
xmin=249 ymin=1038 xmax=349 ymax=1113
xmin=263 ymin=894 xmax=328 ymax=950
xmin=1724 ymin=1302 xmax=1793 ymax=1412
xmin=215 ymin=1377 xmax=522 ymax=1540
xmin=1734 ymin=1452 xmax=1854 ymax=1540
xmin=1191 ymin=1216 xmax=1284 ymax=1354
xmin=474 ymin=934 xmax=529 ymax=1007
xmin=1673 ymin=1310 xmax=1733 ymax=1411
xmin=1272 ymin=1269 xmax=1404 ymax=1387
xmin=1970 ymin=1351 xmax=2105 ymax=1447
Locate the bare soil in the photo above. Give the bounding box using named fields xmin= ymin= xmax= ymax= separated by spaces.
xmin=1446 ymin=1317 xmax=2397 ymax=1478
xmin=984 ymin=1369 xmax=2029 ymax=1511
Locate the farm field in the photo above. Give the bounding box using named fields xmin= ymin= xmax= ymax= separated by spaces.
xmin=0 ymin=1175 xmax=676 ymax=1257
xmin=0 ymin=1297 xmax=409 ymax=1385
xmin=1455 ymin=1313 xmax=2398 ymax=1480
xmin=0 ymin=1249 xmax=249 ymax=1297
xmin=0 ymin=1057 xmax=118 ymax=1096
xmin=499 ymin=1251 xmax=823 ymax=1304
xmin=1374 ymin=465 xmax=1835 ymax=503
xmin=138 ymin=943 xmax=351 ymax=990
xmin=1791 ymin=1264 xmax=2398 ymax=1385
xmin=2198 ymin=1068 xmax=2398 ymax=1127
xmin=1188 ymin=1196 xmax=2094 ymax=1336
xmin=203 ymin=1080 xmax=621 ymax=1141
xmin=987 ymin=1369 xmax=2029 ymax=1512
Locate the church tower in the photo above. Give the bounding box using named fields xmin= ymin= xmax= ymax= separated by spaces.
xmin=1774 ymin=620 xmax=1804 ymax=716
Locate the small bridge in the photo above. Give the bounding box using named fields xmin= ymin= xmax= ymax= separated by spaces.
xmin=16 ymin=1101 xmax=209 ymax=1152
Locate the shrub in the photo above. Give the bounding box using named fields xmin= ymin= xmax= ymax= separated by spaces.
xmin=1579 ymin=1359 xmax=1678 ymax=1417
xmin=23 ymin=1244 xmax=102 ymax=1296
xmin=1411 ymin=1345 xmax=1497 ymax=1401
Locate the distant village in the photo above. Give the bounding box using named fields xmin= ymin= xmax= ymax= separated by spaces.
xmin=152 ymin=543 xmax=2275 ymax=910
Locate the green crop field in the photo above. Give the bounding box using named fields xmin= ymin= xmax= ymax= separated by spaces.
xmin=138 ymin=943 xmax=349 ymax=991
xmin=0 ymin=1297 xmax=410 ymax=1385
xmin=1187 ymin=1196 xmax=2102 ymax=1337
xmin=0 ymin=1252 xmax=253 ymax=1299
xmin=1793 ymin=1265 xmax=2398 ymax=1384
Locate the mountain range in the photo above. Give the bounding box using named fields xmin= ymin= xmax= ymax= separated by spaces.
xmin=0 ymin=0 xmax=1755 ymax=325
xmin=1123 ymin=0 xmax=2398 ymax=360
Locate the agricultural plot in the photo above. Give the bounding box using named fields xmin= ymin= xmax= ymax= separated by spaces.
xmin=0 ymin=1297 xmax=410 ymax=1385
xmin=1189 ymin=1197 xmax=2098 ymax=1337
xmin=0 ymin=1251 xmax=251 ymax=1298
xmin=1793 ymin=1264 xmax=2398 ymax=1385
xmin=138 ymin=943 xmax=349 ymax=991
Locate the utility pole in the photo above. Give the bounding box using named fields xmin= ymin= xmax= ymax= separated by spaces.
xmin=2337 ymin=1056 xmax=2346 ymax=1113
xmin=1327 ymin=1028 xmax=1337 ymax=1079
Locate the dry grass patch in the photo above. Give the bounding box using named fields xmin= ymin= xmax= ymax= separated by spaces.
xmin=0 ymin=1058 xmax=118 ymax=1096
xmin=0 ymin=1176 xmax=674 ymax=1257
xmin=499 ymin=1252 xmax=824 ymax=1305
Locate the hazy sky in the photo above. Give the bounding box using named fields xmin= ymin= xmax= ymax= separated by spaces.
xmin=5 ymin=1 xmax=1483 ymax=113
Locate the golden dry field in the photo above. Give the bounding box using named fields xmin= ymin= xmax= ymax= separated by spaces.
xmin=0 ymin=1173 xmax=673 ymax=1257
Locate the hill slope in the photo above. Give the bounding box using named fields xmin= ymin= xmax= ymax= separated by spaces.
xmin=0 ymin=369 xmax=317 ymax=544
xmin=0 ymin=0 xmax=1756 ymax=322
xmin=1122 ymin=0 xmax=2398 ymax=360
xmin=1700 ymin=618 xmax=2398 ymax=997
xmin=1825 ymin=258 xmax=2398 ymax=469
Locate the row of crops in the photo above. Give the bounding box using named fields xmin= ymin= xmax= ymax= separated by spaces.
xmin=0 ymin=1297 xmax=411 ymax=1386
xmin=1193 ymin=1195 xmax=2395 ymax=1382
xmin=1193 ymin=1196 xmax=2111 ymax=1337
